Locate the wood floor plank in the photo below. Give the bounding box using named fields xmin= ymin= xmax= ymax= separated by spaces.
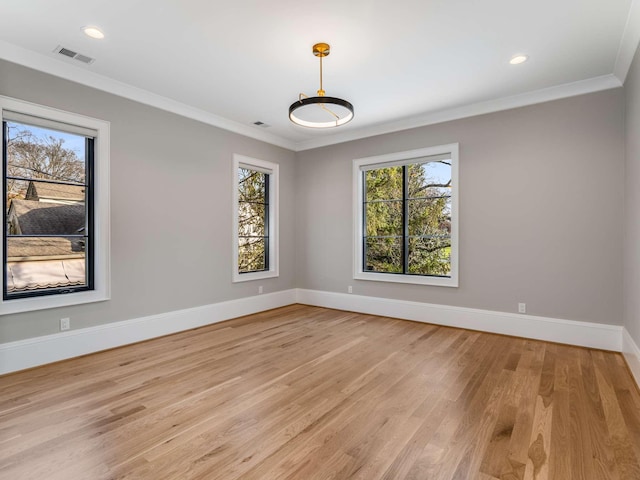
xmin=480 ymin=338 xmax=538 ymax=479
xmin=567 ymin=348 xmax=595 ymax=480
xmin=616 ymin=388 xmax=640 ymax=468
xmin=523 ymin=396 xmax=553 ymax=480
xmin=508 ymin=341 xmax=546 ymax=466
xmin=1 ymin=305 xmax=639 ymax=480
xmin=550 ymin=345 xmax=572 ymax=479
xmin=593 ymin=356 xmax=640 ymax=480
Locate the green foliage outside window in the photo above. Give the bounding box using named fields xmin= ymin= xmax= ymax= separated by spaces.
xmin=364 ymin=160 xmax=452 ymax=277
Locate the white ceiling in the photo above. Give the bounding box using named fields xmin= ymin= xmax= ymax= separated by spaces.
xmin=0 ymin=0 xmax=638 ymax=151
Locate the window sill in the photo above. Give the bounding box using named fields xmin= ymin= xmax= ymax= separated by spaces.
xmin=233 ymin=269 xmax=279 ymax=283
xmin=0 ymin=289 xmax=110 ymax=315
xmin=354 ymin=271 xmax=458 ymax=287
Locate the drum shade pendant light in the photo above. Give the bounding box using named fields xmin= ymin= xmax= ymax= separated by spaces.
xmin=289 ymin=43 xmax=354 ymax=128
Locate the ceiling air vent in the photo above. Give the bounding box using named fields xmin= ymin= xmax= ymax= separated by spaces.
xmin=54 ymin=46 xmax=95 ymax=64
xmin=74 ymin=54 xmax=94 ymax=64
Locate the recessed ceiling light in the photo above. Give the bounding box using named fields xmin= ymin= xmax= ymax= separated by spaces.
xmin=510 ymin=54 xmax=528 ymax=65
xmin=82 ymin=26 xmax=104 ymax=39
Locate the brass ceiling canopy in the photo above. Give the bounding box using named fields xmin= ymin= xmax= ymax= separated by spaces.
xmin=289 ymin=42 xmax=354 ymax=128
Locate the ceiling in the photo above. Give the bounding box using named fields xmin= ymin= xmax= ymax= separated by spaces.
xmin=0 ymin=0 xmax=638 ymax=151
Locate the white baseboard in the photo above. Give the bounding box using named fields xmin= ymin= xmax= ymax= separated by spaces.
xmin=623 ymin=328 xmax=640 ymax=389
xmin=295 ymin=289 xmax=623 ymax=352
xmin=1 ymin=288 xmax=628 ymax=377
xmin=0 ymin=289 xmax=297 ymax=375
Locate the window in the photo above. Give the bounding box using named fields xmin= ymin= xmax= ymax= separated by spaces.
xmin=1 ymin=96 xmax=110 ymax=314
xmin=232 ymin=154 xmax=278 ymax=282
xmin=353 ymin=144 xmax=458 ymax=287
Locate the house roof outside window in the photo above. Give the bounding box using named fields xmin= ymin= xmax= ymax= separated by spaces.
xmin=25 ymin=180 xmax=85 ymax=203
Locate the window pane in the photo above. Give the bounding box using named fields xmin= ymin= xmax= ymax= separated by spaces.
xmin=8 ymin=200 xmax=86 ymax=235
xmin=6 ymin=121 xmax=86 ymax=184
xmin=407 ymin=197 xmax=451 ymax=237
xmin=5 ymin=120 xmax=91 ymax=299
xmin=365 ymin=200 xmax=402 ymax=237
xmin=407 ymin=161 xmax=451 ymax=199
xmin=364 ymin=237 xmax=403 ymax=273
xmin=238 ymin=168 xmax=265 ymax=203
xmin=237 ymin=165 xmax=268 ymax=274
xmin=408 ymin=236 xmax=451 ymax=276
xmin=6 ymin=236 xmax=87 ymax=293
xmin=238 ymin=201 xmax=265 ymax=237
xmin=6 ymin=178 xmax=29 ymax=207
xmin=238 ymin=237 xmax=266 ymax=273
xmin=365 ymin=166 xmax=402 ymax=201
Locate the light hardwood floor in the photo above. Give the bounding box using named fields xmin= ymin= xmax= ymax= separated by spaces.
xmin=1 ymin=305 xmax=639 ymax=480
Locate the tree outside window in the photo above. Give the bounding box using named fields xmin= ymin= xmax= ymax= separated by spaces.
xmin=4 ymin=120 xmax=93 ymax=299
xmin=237 ymin=167 xmax=269 ymax=273
xmin=363 ymin=160 xmax=452 ymax=276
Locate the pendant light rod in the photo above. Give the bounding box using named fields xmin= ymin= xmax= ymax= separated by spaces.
xmin=319 ymin=54 xmax=323 ymax=96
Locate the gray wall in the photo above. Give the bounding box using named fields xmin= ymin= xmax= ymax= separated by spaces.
xmin=625 ymin=46 xmax=640 ymax=344
xmin=0 ymin=59 xmax=296 ymax=343
xmin=296 ymin=90 xmax=625 ymax=325
xmin=0 ymin=58 xmax=628 ymax=344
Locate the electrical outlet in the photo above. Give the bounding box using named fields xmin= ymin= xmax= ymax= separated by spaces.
xmin=60 ymin=317 xmax=71 ymax=331
xmin=518 ymin=303 xmax=526 ymax=314
xmin=348 ymin=285 xmax=353 ymax=294
xmin=258 ymin=285 xmax=263 ymax=294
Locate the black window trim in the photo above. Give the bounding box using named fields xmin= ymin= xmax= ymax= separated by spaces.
xmin=238 ymin=167 xmax=270 ymax=274
xmin=361 ymin=162 xmax=453 ymax=278
xmin=2 ymin=120 xmax=96 ymax=300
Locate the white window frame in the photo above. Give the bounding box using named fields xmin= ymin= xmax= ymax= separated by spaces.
xmin=353 ymin=143 xmax=459 ymax=287
xmin=232 ymin=154 xmax=279 ymax=283
xmin=0 ymin=95 xmax=110 ymax=314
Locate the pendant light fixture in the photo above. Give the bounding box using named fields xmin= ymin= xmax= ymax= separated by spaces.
xmin=289 ymin=43 xmax=354 ymax=128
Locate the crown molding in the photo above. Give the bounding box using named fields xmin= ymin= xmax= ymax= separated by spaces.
xmin=0 ymin=40 xmax=624 ymax=154
xmin=293 ymin=74 xmax=623 ymax=151
xmin=0 ymin=40 xmax=297 ymax=151
xmin=614 ymin=0 xmax=640 ymax=84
